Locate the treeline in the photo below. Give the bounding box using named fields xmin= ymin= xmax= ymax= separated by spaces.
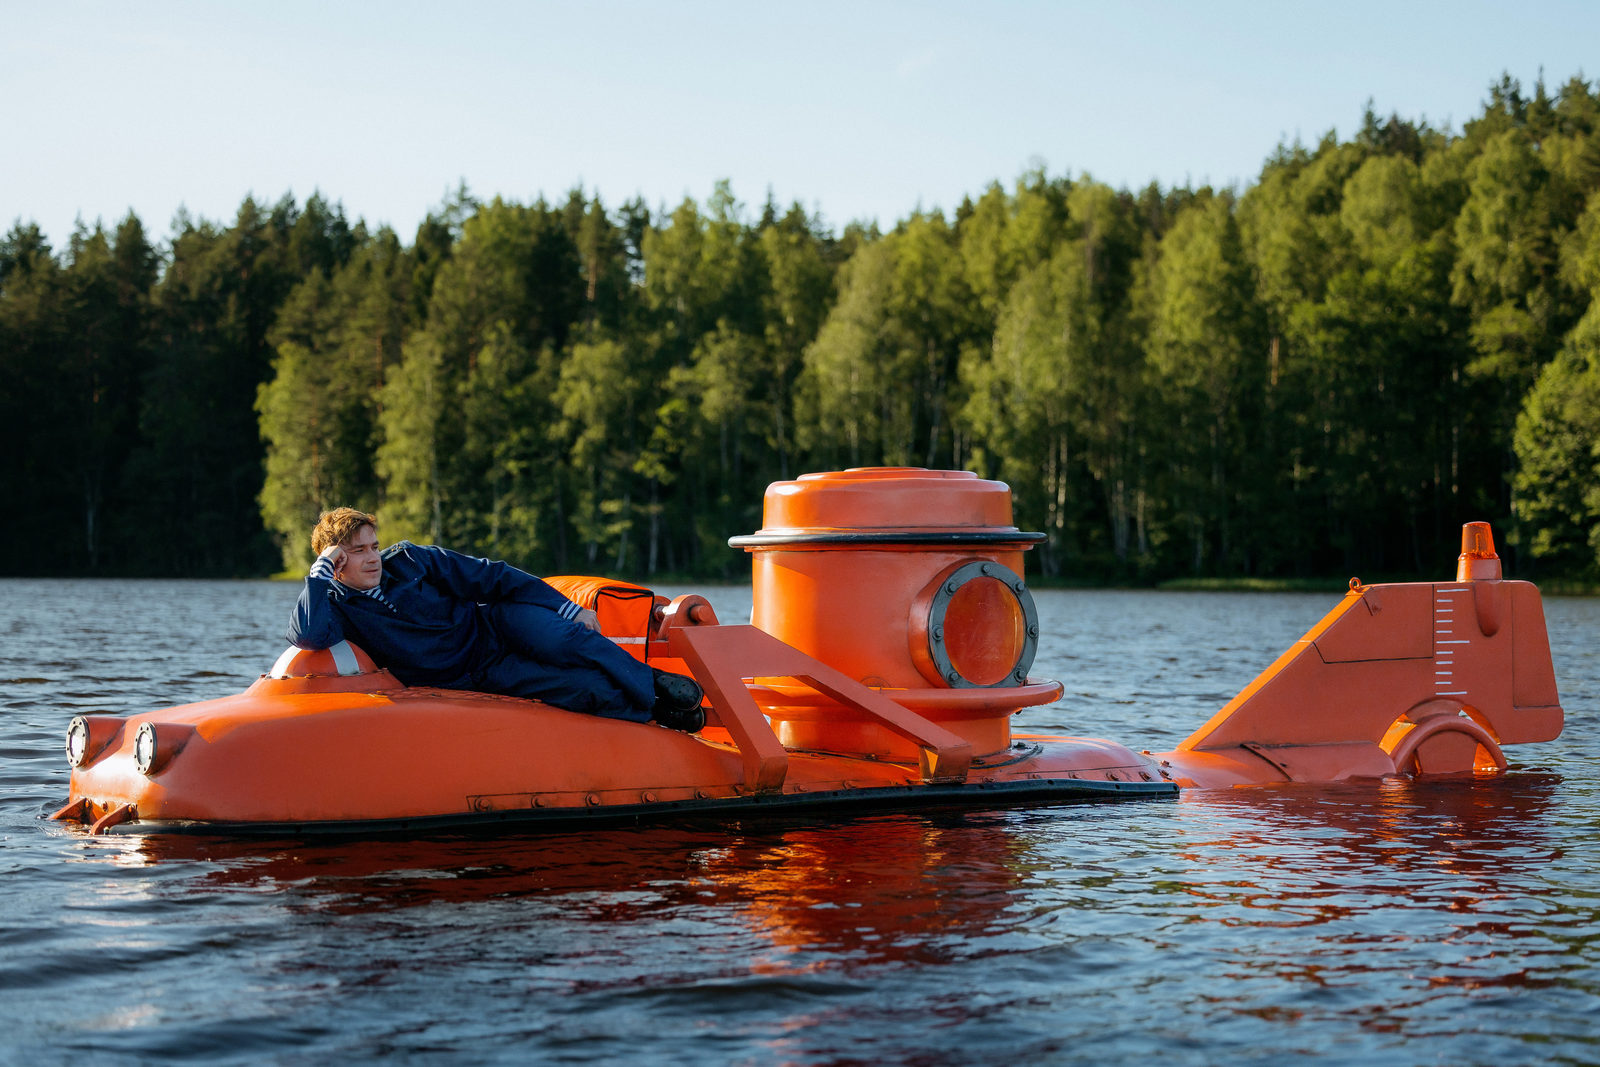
xmin=5 ymin=74 xmax=1600 ymax=583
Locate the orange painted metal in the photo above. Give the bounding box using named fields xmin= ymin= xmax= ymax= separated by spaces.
xmin=1152 ymin=527 xmax=1562 ymax=786
xmin=733 ymin=467 xmax=1050 ymax=760
xmin=88 ymin=803 xmax=137 ymax=835
xmin=736 ymin=468 xmax=1043 ymax=692
xmin=665 ymin=619 xmax=976 ymax=785
xmin=53 ymin=468 xmax=1565 ymax=835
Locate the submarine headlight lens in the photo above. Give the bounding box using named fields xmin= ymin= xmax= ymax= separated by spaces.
xmin=133 ymin=723 xmax=157 ymax=776
xmin=65 ymin=716 xmax=90 ymax=767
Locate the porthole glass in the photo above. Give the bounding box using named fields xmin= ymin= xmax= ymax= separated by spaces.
xmin=916 ymin=561 xmax=1038 ymax=688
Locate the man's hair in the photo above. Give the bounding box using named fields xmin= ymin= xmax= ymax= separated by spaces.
xmin=311 ymin=508 xmax=378 ymax=555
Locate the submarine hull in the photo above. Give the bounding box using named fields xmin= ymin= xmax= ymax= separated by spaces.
xmin=60 ymin=674 xmax=1176 ymax=836
xmin=55 ymin=469 xmax=1563 ymax=836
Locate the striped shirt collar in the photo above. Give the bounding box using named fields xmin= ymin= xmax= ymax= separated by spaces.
xmin=333 ymin=578 xmax=398 ymax=613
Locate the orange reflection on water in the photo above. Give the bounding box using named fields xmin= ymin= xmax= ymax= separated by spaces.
xmin=693 ymin=814 xmax=1032 ymax=968
xmin=119 ymin=810 xmax=1040 ymax=970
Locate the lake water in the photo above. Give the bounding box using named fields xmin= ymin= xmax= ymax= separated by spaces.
xmin=4 ymin=579 xmax=1599 ymax=1064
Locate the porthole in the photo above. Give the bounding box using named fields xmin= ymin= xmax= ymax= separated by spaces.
xmin=910 ymin=560 xmax=1039 ymax=688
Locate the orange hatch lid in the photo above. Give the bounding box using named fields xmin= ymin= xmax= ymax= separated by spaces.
xmin=731 ymin=468 xmax=1043 ymax=546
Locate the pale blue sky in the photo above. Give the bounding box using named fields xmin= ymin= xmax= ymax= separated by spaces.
xmin=4 ymin=1 xmax=1595 ymax=248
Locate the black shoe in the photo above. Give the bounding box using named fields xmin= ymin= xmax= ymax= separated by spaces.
xmin=653 ymin=668 xmax=704 ymax=712
xmin=651 ymin=668 xmax=705 ymax=733
xmin=652 ymin=701 xmax=706 ymax=734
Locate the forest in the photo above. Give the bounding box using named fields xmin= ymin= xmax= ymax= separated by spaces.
xmin=4 ymin=73 xmax=1600 ymax=585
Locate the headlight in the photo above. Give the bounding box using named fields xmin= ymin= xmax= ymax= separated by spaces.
xmin=65 ymin=715 xmax=122 ymax=768
xmin=65 ymin=717 xmax=90 ymax=766
xmin=133 ymin=723 xmax=158 ymax=776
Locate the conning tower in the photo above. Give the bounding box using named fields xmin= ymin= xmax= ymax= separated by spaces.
xmin=731 ymin=467 xmax=1061 ymax=760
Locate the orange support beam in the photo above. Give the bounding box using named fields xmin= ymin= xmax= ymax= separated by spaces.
xmin=666 ymin=622 xmax=974 ymax=787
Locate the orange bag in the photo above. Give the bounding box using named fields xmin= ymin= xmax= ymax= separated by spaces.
xmin=544 ymin=576 xmax=661 ymax=662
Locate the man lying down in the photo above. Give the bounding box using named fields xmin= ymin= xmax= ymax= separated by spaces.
xmin=286 ymin=507 xmax=706 ymax=733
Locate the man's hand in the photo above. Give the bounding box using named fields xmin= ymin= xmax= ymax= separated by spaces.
xmin=574 ymin=607 xmax=600 ymax=632
xmin=312 ymin=544 xmax=348 ymax=582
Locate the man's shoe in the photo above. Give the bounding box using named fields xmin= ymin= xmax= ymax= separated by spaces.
xmin=651 ymin=668 xmax=706 ymax=733
xmin=653 ymin=668 xmax=704 ymax=712
xmin=652 ymin=701 xmax=706 ymax=734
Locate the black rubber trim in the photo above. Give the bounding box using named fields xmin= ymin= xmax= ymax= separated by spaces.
xmin=95 ymin=777 xmax=1178 ymax=838
xmin=728 ymin=530 xmax=1047 ymax=548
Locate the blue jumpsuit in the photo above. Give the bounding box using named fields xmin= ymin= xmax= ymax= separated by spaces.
xmin=287 ymin=541 xmax=655 ymax=721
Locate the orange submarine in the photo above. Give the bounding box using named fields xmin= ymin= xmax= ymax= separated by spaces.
xmin=54 ymin=467 xmax=1565 ymax=836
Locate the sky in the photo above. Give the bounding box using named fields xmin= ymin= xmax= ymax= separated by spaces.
xmin=4 ymin=1 xmax=1597 ymax=249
